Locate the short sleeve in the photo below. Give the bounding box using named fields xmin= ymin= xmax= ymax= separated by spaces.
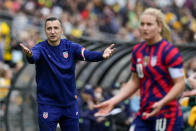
xmin=164 ymin=45 xmax=183 ymax=68
xmin=130 ymin=48 xmax=137 ymax=72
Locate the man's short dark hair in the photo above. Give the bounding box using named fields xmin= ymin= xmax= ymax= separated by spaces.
xmin=45 ymin=17 xmax=63 ymax=28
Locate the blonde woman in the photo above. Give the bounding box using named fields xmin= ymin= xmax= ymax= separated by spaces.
xmin=95 ymin=8 xmax=185 ymax=131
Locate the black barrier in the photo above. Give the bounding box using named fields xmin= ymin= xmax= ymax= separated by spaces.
xmin=3 ymin=37 xmax=196 ymax=131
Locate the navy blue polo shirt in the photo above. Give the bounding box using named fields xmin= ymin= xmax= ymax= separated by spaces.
xmin=27 ymin=39 xmax=103 ymax=107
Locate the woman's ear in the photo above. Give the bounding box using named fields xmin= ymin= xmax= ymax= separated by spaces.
xmin=158 ymin=23 xmax=163 ymax=34
xmin=159 ymin=27 xmax=162 ymax=34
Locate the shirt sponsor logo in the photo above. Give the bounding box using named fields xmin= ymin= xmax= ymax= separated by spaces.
xmin=63 ymin=51 xmax=68 ymax=59
xmin=43 ymin=112 xmax=48 ymax=119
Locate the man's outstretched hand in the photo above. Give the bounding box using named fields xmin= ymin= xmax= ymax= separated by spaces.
xmin=102 ymin=44 xmax=115 ymax=59
xmin=20 ymin=43 xmax=32 ymax=57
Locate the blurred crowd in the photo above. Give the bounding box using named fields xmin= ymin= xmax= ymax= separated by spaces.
xmin=1 ymin=0 xmax=196 ymax=41
xmin=77 ymin=82 xmax=138 ymax=131
xmin=0 ymin=0 xmax=196 ymax=130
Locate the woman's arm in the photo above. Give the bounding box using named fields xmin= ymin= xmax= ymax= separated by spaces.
xmin=110 ymin=72 xmax=140 ymax=105
xmin=95 ymin=72 xmax=140 ymax=116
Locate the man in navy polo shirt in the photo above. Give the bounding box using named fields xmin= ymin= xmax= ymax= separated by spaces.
xmin=20 ymin=17 xmax=115 ymax=131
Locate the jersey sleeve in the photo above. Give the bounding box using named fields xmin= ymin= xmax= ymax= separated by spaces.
xmin=71 ymin=42 xmax=104 ymax=62
xmin=130 ymin=47 xmax=137 ymax=72
xmin=27 ymin=44 xmax=41 ymax=64
xmin=164 ymin=44 xmax=183 ymax=68
xmin=164 ymin=44 xmax=184 ymax=78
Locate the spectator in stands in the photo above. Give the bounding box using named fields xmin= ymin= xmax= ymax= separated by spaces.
xmin=99 ymin=6 xmax=119 ymax=35
xmin=185 ymin=57 xmax=196 ymax=78
xmin=188 ymin=72 xmax=196 ymax=89
xmin=20 ymin=17 xmax=115 ymax=131
xmin=95 ymin=8 xmax=185 ymax=131
xmin=0 ymin=62 xmax=12 ymax=88
xmin=78 ymin=84 xmax=110 ymax=131
xmin=0 ymin=62 xmax=13 ymax=125
xmin=94 ymin=85 xmax=105 ymax=104
xmin=78 ymin=84 xmax=96 ymax=131
xmin=0 ymin=22 xmax=11 ymax=63
xmin=183 ymin=72 xmax=196 ymax=97
xmin=181 ymin=72 xmax=196 ymax=131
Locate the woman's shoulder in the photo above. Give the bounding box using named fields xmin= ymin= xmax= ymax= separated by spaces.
xmin=161 ymin=39 xmax=173 ymax=47
xmin=132 ymin=41 xmax=146 ymax=50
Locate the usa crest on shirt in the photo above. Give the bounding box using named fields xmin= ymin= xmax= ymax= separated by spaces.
xmin=151 ymin=56 xmax=157 ymax=66
xmin=63 ymin=51 xmax=69 ymax=59
xmin=43 ymin=112 xmax=48 ymax=119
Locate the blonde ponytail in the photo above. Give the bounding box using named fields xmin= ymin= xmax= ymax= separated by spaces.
xmin=142 ymin=8 xmax=172 ymax=42
xmin=162 ymin=19 xmax=172 ymax=42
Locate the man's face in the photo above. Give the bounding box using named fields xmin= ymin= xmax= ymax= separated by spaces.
xmin=45 ymin=20 xmax=63 ymax=43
